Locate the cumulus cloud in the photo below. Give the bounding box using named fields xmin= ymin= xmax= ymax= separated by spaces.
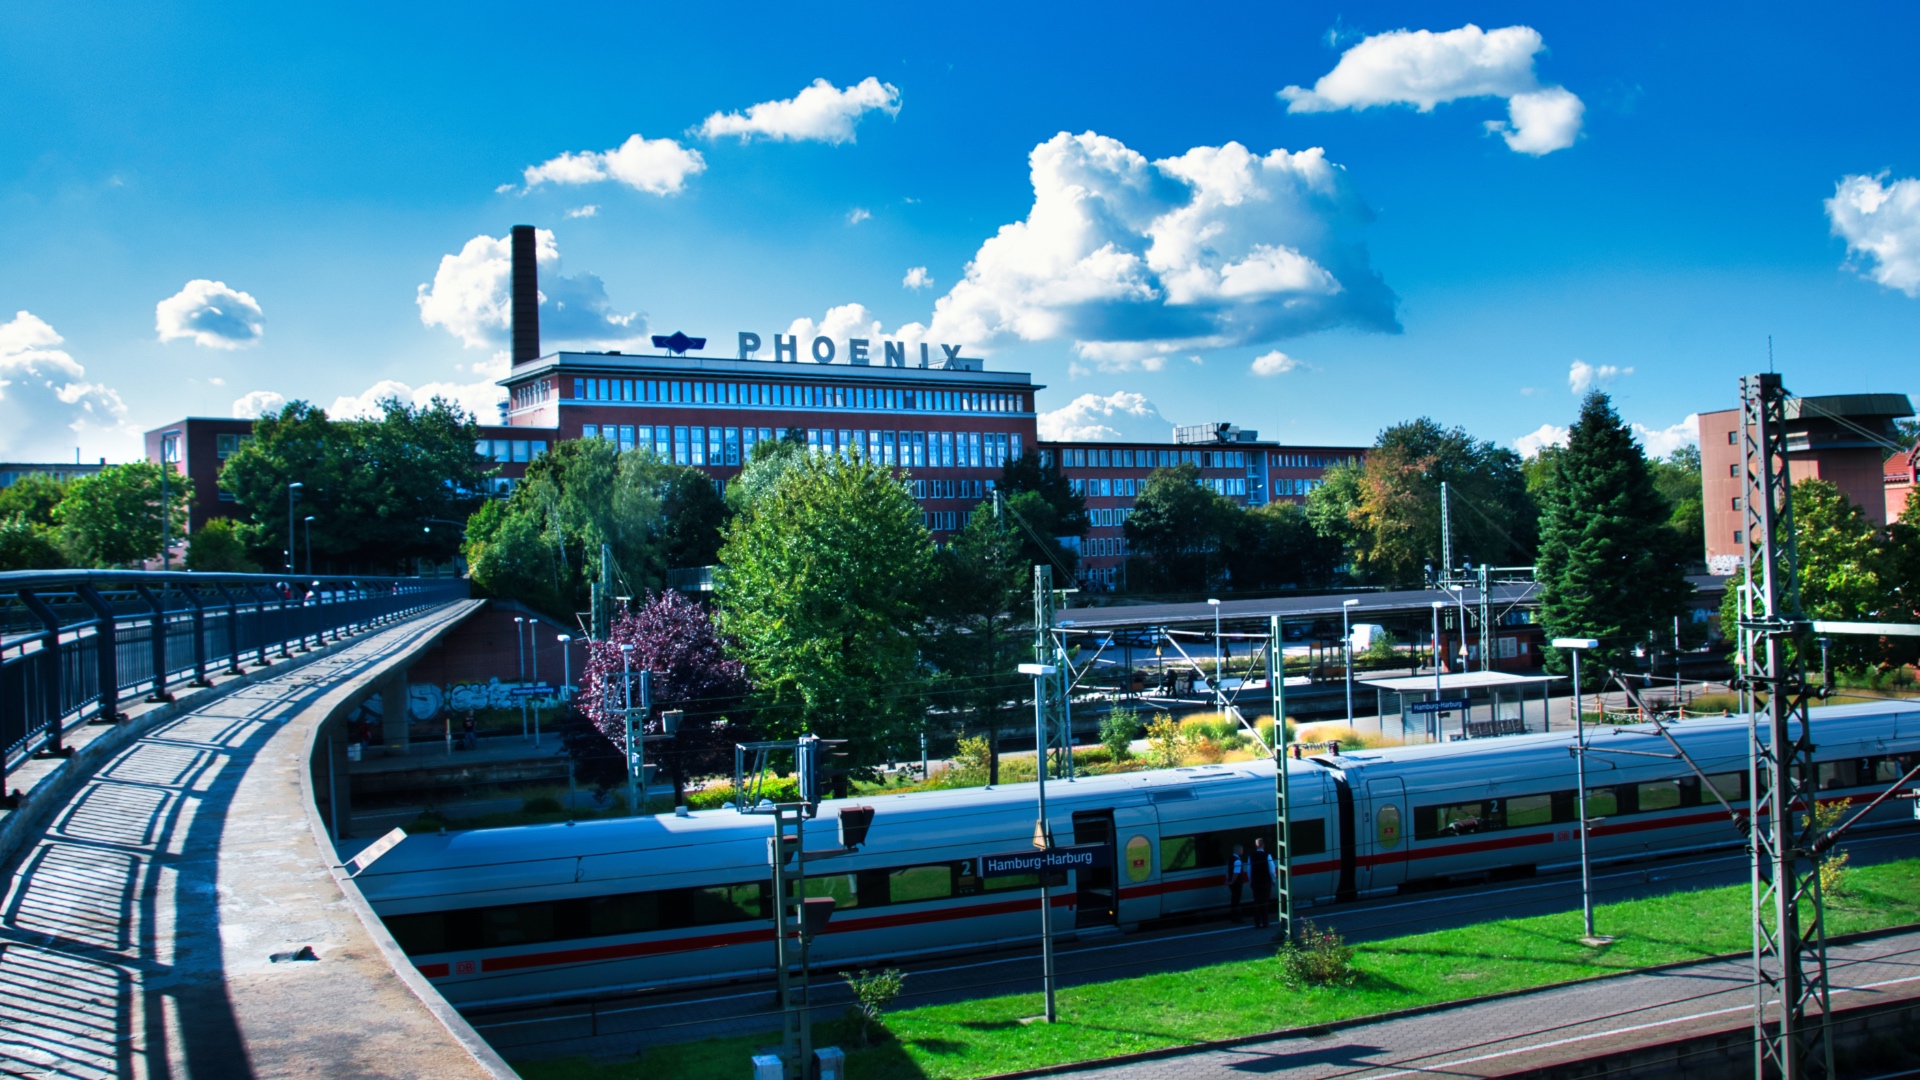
xmin=847 ymin=207 xmax=872 ymax=225
xmin=1513 ymin=423 xmax=1569 ymax=458
xmin=1250 ymin=350 xmax=1301 ymax=375
xmin=1827 ymin=173 xmax=1920 ymax=296
xmin=522 ymin=134 xmax=705 ymax=195
xmin=567 ymin=204 xmax=600 ymax=218
xmin=1568 ymin=359 xmax=1631 ymax=394
xmin=902 ymin=266 xmax=933 ymax=290
xmin=1634 ymin=416 xmax=1698 ymax=459
xmin=775 ymin=303 xmax=937 ymax=362
xmin=697 ymin=77 xmax=901 ymax=145
xmin=0 ymin=311 xmax=132 ymax=459
xmin=417 ymin=229 xmax=640 ymax=350
xmin=1280 ymin=24 xmax=1583 ymax=155
xmin=923 ymin=131 xmax=1398 ymax=372
xmin=155 ymin=279 xmax=265 ymax=349
xmin=1037 ymin=392 xmax=1174 ymax=442
xmin=329 ymin=379 xmax=505 ymax=423
xmin=231 ymin=390 xmax=287 ymax=419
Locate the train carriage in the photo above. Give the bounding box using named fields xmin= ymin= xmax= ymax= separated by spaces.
xmin=353 ymin=702 xmax=1919 ymax=1008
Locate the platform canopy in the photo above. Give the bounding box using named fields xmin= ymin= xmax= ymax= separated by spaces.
xmin=1361 ymin=670 xmax=1561 ymax=693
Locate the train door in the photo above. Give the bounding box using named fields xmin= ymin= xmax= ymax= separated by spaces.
xmin=1363 ymin=777 xmax=1408 ymax=893
xmin=1071 ymin=810 xmax=1117 ymax=929
xmin=1112 ymin=804 xmax=1161 ymax=926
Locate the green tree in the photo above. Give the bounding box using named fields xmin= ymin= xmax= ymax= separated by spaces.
xmin=660 ymin=467 xmax=729 ymax=569
xmin=185 ymin=517 xmax=260 ymax=572
xmin=1722 ymin=479 xmax=1890 ymax=671
xmin=220 ymin=397 xmax=491 ymax=572
xmin=1125 ymin=462 xmax=1241 ymax=591
xmin=0 ymin=515 xmax=66 ymax=570
xmin=997 ymin=451 xmax=1087 ymax=571
xmin=1227 ymin=500 xmax=1344 ymax=590
xmin=925 ymin=500 xmax=1032 ymax=782
xmin=1648 ymin=445 xmax=1705 ymax=563
xmin=1343 ymin=419 xmax=1535 ymax=586
xmin=1537 ymin=392 xmax=1692 ymax=680
xmin=0 ymin=473 xmax=67 ymax=528
xmin=724 ymin=432 xmax=808 ymax=515
xmin=715 ymin=454 xmax=933 ymax=776
xmin=54 ymin=462 xmax=189 ymax=567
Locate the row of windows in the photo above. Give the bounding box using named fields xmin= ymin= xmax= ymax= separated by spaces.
xmin=1047 ymin=448 xmax=1248 ymax=470
xmin=1084 ymin=536 xmax=1128 ymax=558
xmin=1073 ymin=478 xmax=1138 ymax=498
xmin=215 ymin=433 xmax=253 ymax=459
xmin=916 ymin=479 xmax=988 ymax=501
xmin=925 ymin=510 xmax=966 ymax=532
xmin=1413 ymin=773 xmax=1753 ymax=841
xmin=1087 ymin=507 xmax=1132 ymax=528
xmin=387 ymin=856 xmax=1057 ymax=957
xmin=1160 ymin=820 xmax=1329 ymax=873
xmin=804 ymin=429 xmax=1023 ymax=470
xmin=475 ymin=439 xmax=551 ymax=464
xmin=571 ymin=376 xmax=1028 ymax=416
xmin=1270 ymin=452 xmax=1359 ymax=469
xmin=1274 ymin=478 xmax=1325 ymax=496
xmin=511 ymin=379 xmax=555 ymax=412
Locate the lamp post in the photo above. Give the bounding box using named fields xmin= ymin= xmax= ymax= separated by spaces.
xmin=303 ymin=515 xmax=315 ymax=576
xmin=158 ymin=429 xmax=181 ymax=571
xmin=1207 ymin=598 xmax=1223 ymax=709
xmin=1431 ymin=601 xmax=1445 ymax=742
xmin=557 ymin=634 xmax=573 ymax=704
xmin=1342 ymin=598 xmax=1360 ymax=726
xmin=1018 ymin=660 xmax=1060 ymax=1023
xmin=286 ymin=481 xmax=303 ymax=574
xmin=620 ymin=644 xmax=638 ymax=814
xmin=1553 ymin=636 xmax=1607 ymax=945
xmin=530 ymin=621 xmax=541 ymax=748
xmin=514 ymin=616 xmax=528 ymax=741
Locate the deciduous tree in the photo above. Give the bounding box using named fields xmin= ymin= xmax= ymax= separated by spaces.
xmin=54 ymin=462 xmax=189 ymax=567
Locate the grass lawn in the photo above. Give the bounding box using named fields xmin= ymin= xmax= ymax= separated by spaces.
xmin=512 ymin=857 xmax=1920 ymax=1080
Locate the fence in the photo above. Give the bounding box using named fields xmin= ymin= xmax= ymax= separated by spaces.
xmin=1 ymin=570 xmax=469 ymax=787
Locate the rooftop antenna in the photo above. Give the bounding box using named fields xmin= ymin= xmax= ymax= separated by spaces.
xmin=1768 ymin=334 xmax=1774 ymax=374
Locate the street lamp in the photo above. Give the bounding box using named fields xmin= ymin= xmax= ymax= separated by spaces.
xmin=1431 ymin=601 xmax=1445 ymax=741
xmin=158 ymin=428 xmax=181 ymax=571
xmin=303 ymin=515 xmax=315 ymax=576
xmin=1553 ymin=636 xmax=1608 ymax=945
xmin=1207 ymin=598 xmax=1223 ymax=709
xmin=514 ymin=616 xmax=528 ymax=741
xmin=557 ymin=634 xmax=573 ymax=704
xmin=1017 ymin=660 xmax=1060 ymax=1024
xmin=530 ymin=620 xmax=541 ymax=748
xmin=286 ymin=482 xmax=303 ymax=574
xmin=620 ymin=644 xmax=639 ymax=814
xmin=1342 ymin=599 xmax=1360 ymax=726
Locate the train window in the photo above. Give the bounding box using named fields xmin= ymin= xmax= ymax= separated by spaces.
xmin=1415 ymin=802 xmax=1488 ymax=839
xmin=1161 ymin=836 xmax=1198 ymax=873
xmin=889 ymin=865 xmax=955 ymax=904
xmin=1506 ymin=794 xmax=1554 ymax=828
xmin=1875 ymin=755 xmax=1916 ymax=783
xmin=1638 ymin=780 xmax=1683 ymax=813
xmin=1290 ymin=818 xmax=1327 ymax=857
xmin=802 ymin=874 xmax=860 ymax=909
xmin=1586 ymin=787 xmax=1621 ymax=818
xmin=483 ymin=902 xmax=555 ymax=947
xmin=589 ymin=892 xmax=662 ymax=936
xmin=693 ymin=883 xmax=765 ymax=925
xmin=1818 ymin=760 xmax=1863 ymax=790
xmin=1706 ymin=772 xmax=1745 ymax=803
xmin=384 ymin=912 xmax=446 ymax=955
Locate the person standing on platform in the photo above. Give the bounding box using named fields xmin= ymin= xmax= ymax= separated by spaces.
xmin=1226 ymin=844 xmax=1248 ymax=921
xmin=1249 ymin=836 xmax=1278 ymax=930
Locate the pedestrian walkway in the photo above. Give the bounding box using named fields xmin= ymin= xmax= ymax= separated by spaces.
xmin=0 ymin=600 xmax=510 ymax=1080
xmin=1047 ymin=928 xmax=1920 ymax=1079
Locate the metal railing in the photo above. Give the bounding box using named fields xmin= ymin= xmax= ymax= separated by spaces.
xmin=1 ymin=570 xmax=468 ymax=786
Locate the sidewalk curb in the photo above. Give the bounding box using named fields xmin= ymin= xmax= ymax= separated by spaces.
xmin=973 ymin=921 xmax=1920 ymax=1079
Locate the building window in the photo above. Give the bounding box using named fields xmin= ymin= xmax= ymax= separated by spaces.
xmin=216 ymin=434 xmax=241 ymax=458
xmin=1728 ymin=430 xmax=1738 ymax=444
xmin=1734 ymin=530 xmax=1744 ymax=544
xmin=1729 ymin=464 xmax=1739 ymax=478
xmin=512 ymin=440 xmax=531 ymax=462
xmin=674 ymin=426 xmax=690 ymax=465
xmin=581 ymin=425 xmax=598 ymax=441
xmin=726 ymin=427 xmax=741 ymax=465
xmin=618 ymin=427 xmax=635 ymax=452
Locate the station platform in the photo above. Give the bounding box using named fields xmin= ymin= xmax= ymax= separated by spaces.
xmin=0 ymin=599 xmax=510 ymax=1079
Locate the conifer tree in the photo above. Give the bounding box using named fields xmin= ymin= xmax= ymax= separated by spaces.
xmin=1536 ymin=392 xmax=1691 ymax=681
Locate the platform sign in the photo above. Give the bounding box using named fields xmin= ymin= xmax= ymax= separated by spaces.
xmin=1410 ymin=699 xmax=1469 ymax=714
xmin=980 ymin=844 xmax=1111 ymax=877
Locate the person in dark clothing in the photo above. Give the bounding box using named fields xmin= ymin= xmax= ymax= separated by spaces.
xmin=1249 ymin=836 xmax=1278 ymax=929
xmin=460 ymin=711 xmax=478 ymax=751
xmin=1226 ymin=844 xmax=1248 ymax=921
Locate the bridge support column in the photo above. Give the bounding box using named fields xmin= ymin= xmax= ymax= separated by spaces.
xmin=376 ymin=668 xmax=412 ymax=756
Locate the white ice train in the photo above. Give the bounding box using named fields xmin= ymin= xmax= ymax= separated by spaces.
xmin=354 ymin=703 xmax=1920 ymax=1008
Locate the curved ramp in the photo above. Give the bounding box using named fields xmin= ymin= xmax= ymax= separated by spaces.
xmin=0 ymin=599 xmax=512 ymax=1079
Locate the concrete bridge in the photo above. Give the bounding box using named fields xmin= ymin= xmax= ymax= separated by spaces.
xmin=0 ymin=590 xmax=511 ymax=1078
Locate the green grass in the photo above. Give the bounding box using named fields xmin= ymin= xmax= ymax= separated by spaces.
xmin=512 ymin=857 xmax=1920 ymax=1080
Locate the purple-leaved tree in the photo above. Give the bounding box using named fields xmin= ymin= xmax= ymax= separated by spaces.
xmin=564 ymin=590 xmax=750 ymax=804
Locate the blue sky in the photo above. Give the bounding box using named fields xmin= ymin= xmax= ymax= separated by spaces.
xmin=3 ymin=1 xmax=1918 ymax=462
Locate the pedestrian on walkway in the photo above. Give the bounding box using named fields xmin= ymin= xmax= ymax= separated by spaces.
xmin=1249 ymin=836 xmax=1278 ymax=930
xmin=1226 ymin=844 xmax=1248 ymax=921
xmin=460 ymin=711 xmax=478 ymax=751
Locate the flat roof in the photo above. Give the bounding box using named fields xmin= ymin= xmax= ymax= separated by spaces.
xmin=505 ymin=351 xmax=1039 ymax=389
xmin=1056 ymin=583 xmax=1542 ymax=630
xmin=1362 ymin=670 xmax=1561 ymax=692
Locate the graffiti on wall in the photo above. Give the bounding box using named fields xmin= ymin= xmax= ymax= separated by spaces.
xmin=406 ymin=679 xmax=571 ymax=720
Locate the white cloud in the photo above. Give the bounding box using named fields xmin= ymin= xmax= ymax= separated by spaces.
xmin=847 ymin=207 xmax=871 ymax=225
xmin=567 ymin=204 xmax=600 ymax=218
xmin=1633 ymin=415 xmax=1699 ymax=458
xmin=697 ymin=77 xmax=901 ymax=145
xmin=1250 ymin=349 xmax=1301 ymax=375
xmin=329 ymin=378 xmax=505 ymax=424
xmin=902 ymin=266 xmax=934 ymax=290
xmin=155 ymin=279 xmax=265 ymax=350
xmin=0 ymin=311 xmax=133 ymax=460
xmin=1513 ymin=423 xmax=1569 ymax=458
xmin=1280 ymin=24 xmax=1583 ymax=155
xmin=416 ymin=229 xmax=641 ymax=350
xmin=778 ymin=303 xmax=936 ymax=363
xmin=1037 ymin=391 xmax=1174 ymax=442
xmin=1827 ymin=173 xmax=1920 ymax=296
xmin=231 ymin=390 xmax=287 ymax=419
xmin=522 ymin=134 xmax=705 ymax=195
xmin=1568 ymin=359 xmax=1631 ymax=394
xmin=923 ymin=131 xmax=1398 ymax=372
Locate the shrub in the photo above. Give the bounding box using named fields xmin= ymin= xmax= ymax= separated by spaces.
xmin=1100 ymin=708 xmax=1140 ymax=761
xmin=839 ymin=967 xmax=904 ymax=1047
xmin=1814 ymin=797 xmax=1853 ymax=898
xmin=1277 ymin=921 xmax=1358 ymax=987
xmin=1146 ymin=713 xmax=1184 ymax=768
xmin=952 ymin=736 xmax=991 ymax=781
xmin=1190 ymin=736 xmax=1226 ymax=764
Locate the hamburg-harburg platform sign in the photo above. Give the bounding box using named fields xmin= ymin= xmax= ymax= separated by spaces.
xmin=1410 ymin=699 xmax=1470 ymax=714
xmin=980 ymin=844 xmax=1112 ymax=878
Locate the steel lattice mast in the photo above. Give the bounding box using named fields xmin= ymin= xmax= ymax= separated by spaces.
xmin=1737 ymin=372 xmax=1833 ymax=1080
xmin=1033 ymin=565 xmax=1074 ymax=781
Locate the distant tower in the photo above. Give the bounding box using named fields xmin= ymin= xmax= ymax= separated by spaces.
xmin=510 ymin=225 xmax=540 ymax=364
